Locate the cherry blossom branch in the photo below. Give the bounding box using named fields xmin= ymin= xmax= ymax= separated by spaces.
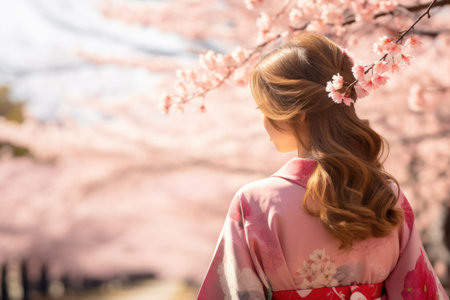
xmin=329 ymin=0 xmax=441 ymax=106
xmin=161 ymin=1 xmax=296 ymax=113
xmin=342 ymin=0 xmax=450 ymax=26
xmin=399 ymin=0 xmax=450 ymax=13
xmin=397 ymin=0 xmax=439 ymax=43
xmin=164 ymin=0 xmax=447 ymax=113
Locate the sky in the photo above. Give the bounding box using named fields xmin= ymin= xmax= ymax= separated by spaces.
xmin=0 ymin=0 xmax=194 ymax=120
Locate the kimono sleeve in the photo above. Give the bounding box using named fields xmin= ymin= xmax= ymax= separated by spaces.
xmin=197 ymin=192 xmax=267 ymax=300
xmin=384 ymin=192 xmax=448 ymax=300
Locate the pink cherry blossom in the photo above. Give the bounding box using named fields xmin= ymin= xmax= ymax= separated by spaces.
xmin=375 ymin=36 xmax=393 ymax=48
xmin=256 ymin=12 xmax=271 ymax=35
xmin=405 ymin=36 xmax=422 ymax=50
xmin=379 ymin=0 xmax=398 ymax=11
xmin=325 ymin=82 xmax=354 ymax=106
xmin=342 ymin=96 xmax=354 ymax=106
xmin=176 ymin=69 xmax=197 ymax=82
xmin=159 ymin=93 xmax=172 ymax=114
xmin=326 ymin=87 xmax=340 ymax=104
xmin=374 ymin=61 xmax=390 ymax=75
xmin=372 ymin=74 xmax=389 ymax=87
xmin=331 ymin=73 xmax=344 ymax=90
xmin=401 ymin=54 xmax=413 ymax=65
xmin=352 ymin=64 xmax=366 ymax=82
xmin=321 ymin=6 xmax=344 ymax=24
xmin=354 ymin=83 xmax=369 ymax=99
xmin=197 ymin=75 xmax=214 ymax=91
xmin=231 ymin=67 xmax=249 ymax=85
xmin=245 ymin=0 xmax=263 ymax=10
xmin=373 ymin=36 xmax=402 ymax=56
xmin=289 ymin=8 xmax=304 ymax=27
xmin=387 ymin=43 xmax=402 ymax=56
xmin=391 ymin=62 xmax=400 ymax=73
xmin=296 ymin=0 xmax=317 ymax=16
xmin=325 ymin=81 xmax=335 ymax=94
xmin=199 ymin=50 xmax=218 ymax=70
xmin=306 ymin=20 xmax=329 ymax=34
xmin=352 ymin=1 xmax=377 ymax=22
xmin=231 ymin=47 xmax=248 ymax=65
xmin=176 ymin=81 xmax=188 ymax=93
xmin=362 ymin=79 xmax=376 ymax=91
xmin=216 ymin=54 xmax=235 ymax=67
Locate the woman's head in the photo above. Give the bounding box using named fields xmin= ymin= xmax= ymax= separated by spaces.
xmin=251 ymin=33 xmax=356 ymax=117
xmin=251 ymin=32 xmax=403 ymax=249
xmin=251 ymin=32 xmax=362 ymax=158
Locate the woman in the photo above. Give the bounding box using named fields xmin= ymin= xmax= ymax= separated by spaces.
xmin=197 ymin=33 xmax=447 ymax=299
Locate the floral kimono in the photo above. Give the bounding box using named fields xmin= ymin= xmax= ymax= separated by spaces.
xmin=197 ymin=158 xmax=448 ymax=299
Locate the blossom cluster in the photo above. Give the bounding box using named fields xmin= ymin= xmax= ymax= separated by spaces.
xmin=250 ymin=0 xmax=400 ymax=43
xmin=326 ymin=35 xmax=422 ymax=106
xmin=258 ymin=0 xmax=399 ymax=43
xmin=326 ymin=73 xmax=354 ymax=106
xmin=161 ymin=47 xmax=252 ymax=113
xmin=160 ymin=0 xmax=408 ymax=113
xmin=160 ymin=0 xmax=439 ymax=113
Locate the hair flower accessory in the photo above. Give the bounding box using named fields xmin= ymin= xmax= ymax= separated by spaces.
xmin=327 ymin=33 xmax=422 ymax=106
xmin=325 ymin=73 xmax=354 ymax=106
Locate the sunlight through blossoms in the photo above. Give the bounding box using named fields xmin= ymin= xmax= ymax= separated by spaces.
xmin=162 ymin=0 xmax=444 ymax=113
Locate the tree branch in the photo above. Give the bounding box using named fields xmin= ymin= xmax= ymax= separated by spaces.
xmin=396 ymin=0 xmax=439 ymax=43
xmin=343 ymin=0 xmax=450 ymax=26
xmin=169 ymin=0 xmax=449 ymax=111
xmin=408 ymin=29 xmax=450 ymax=37
xmin=400 ymin=0 xmax=450 ymax=13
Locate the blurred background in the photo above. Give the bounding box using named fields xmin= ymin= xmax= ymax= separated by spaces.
xmin=0 ymin=0 xmax=449 ymax=299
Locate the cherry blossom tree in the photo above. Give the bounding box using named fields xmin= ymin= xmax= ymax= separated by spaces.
xmin=153 ymin=0 xmax=450 ymax=113
xmin=72 ymin=0 xmax=450 ymax=288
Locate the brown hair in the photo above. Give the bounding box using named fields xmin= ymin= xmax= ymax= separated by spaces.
xmin=250 ymin=32 xmax=403 ymax=249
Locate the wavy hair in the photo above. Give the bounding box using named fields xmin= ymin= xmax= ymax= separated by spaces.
xmin=250 ymin=33 xmax=403 ymax=249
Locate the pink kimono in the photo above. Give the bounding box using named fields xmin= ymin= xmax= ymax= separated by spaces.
xmin=197 ymin=158 xmax=448 ymax=299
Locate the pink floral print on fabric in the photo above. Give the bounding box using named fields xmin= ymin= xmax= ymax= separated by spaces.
xmin=401 ymin=250 xmax=439 ymax=299
xmin=296 ymin=249 xmax=339 ymax=289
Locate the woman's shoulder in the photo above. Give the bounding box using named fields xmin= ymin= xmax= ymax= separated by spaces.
xmin=226 ymin=175 xmax=307 ymax=223
xmin=235 ymin=157 xmax=315 ymax=198
xmin=235 ymin=175 xmax=304 ymax=200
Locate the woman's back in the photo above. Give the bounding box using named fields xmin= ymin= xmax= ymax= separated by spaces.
xmin=197 ymin=158 xmax=447 ymax=299
xmin=252 ymin=159 xmax=400 ymax=289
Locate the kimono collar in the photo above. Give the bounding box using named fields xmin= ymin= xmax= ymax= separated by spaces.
xmin=271 ymin=157 xmax=317 ymax=188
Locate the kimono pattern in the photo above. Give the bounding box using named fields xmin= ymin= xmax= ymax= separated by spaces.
xmin=197 ymin=157 xmax=448 ymax=299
